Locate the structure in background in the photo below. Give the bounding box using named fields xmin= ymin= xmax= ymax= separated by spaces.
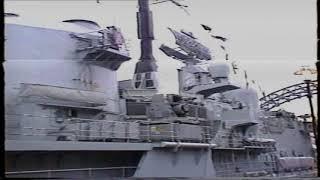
xmin=4 ymin=0 xmax=317 ymax=178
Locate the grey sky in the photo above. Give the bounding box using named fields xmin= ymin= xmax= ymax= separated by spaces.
xmin=5 ymin=0 xmax=317 ymax=116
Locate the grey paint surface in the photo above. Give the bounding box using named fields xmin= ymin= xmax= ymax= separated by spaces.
xmin=5 ymin=24 xmax=120 ymax=113
xmin=5 ymin=140 xmax=154 ymax=151
xmin=134 ymin=149 xmax=216 ymax=177
xmin=3 ymin=8 xmax=316 ymax=178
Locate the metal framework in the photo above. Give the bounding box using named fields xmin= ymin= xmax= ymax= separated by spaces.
xmin=259 ymin=80 xmax=317 ymax=111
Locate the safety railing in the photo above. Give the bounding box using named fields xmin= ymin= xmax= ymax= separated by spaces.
xmin=213 ymin=130 xmax=245 ymax=148
xmin=214 ymin=161 xmax=276 ymax=177
xmin=5 ymin=114 xmax=214 ymax=144
xmin=5 ymin=166 xmax=137 ymax=178
xmin=7 ymin=113 xmax=266 ymax=149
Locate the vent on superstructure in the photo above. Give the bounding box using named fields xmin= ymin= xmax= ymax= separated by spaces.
xmin=126 ymin=102 xmax=148 ymax=116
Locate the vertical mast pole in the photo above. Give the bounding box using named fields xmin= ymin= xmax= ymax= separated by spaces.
xmin=133 ymin=0 xmax=158 ymax=89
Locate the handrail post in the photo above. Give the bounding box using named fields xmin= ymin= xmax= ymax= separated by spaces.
xmin=48 ymin=170 xmax=51 ymax=178
xmin=122 ymin=168 xmax=125 ymax=177
xmin=171 ymin=123 xmax=175 ymax=142
xmin=126 ymin=122 xmax=129 ymax=142
xmin=147 ymin=120 xmax=151 ymax=142
xmin=88 ymin=168 xmax=92 ymax=178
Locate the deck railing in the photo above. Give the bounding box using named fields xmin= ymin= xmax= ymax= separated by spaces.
xmin=5 ymin=166 xmax=137 ymax=178
xmin=215 ymin=161 xmax=276 ymax=177
xmin=6 ymin=113 xmax=274 ymax=149
xmin=5 ymin=114 xmax=214 ymax=144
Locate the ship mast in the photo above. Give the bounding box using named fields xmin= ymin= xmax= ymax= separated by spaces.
xmin=133 ymin=0 xmax=158 ymax=89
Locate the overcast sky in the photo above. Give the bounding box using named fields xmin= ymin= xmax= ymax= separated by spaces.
xmin=5 ymin=0 xmax=317 ymax=116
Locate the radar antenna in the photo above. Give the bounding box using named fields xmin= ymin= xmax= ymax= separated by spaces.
xmin=159 ymin=27 xmax=212 ymax=66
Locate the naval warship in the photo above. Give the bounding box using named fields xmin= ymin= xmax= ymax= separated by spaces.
xmin=4 ymin=0 xmax=317 ymax=178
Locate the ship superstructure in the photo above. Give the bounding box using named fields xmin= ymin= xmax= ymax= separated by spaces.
xmin=4 ymin=2 xmax=316 ymax=178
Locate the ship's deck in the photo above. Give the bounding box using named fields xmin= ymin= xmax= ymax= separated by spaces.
xmin=5 ymin=140 xmax=154 ymax=151
xmin=5 ymin=140 xmax=218 ymax=151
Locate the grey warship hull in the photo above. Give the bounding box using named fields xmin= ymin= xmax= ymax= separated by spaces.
xmin=4 ymin=20 xmax=316 ymax=179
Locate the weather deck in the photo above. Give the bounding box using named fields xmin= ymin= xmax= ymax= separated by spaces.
xmin=5 ymin=140 xmax=155 ymax=151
